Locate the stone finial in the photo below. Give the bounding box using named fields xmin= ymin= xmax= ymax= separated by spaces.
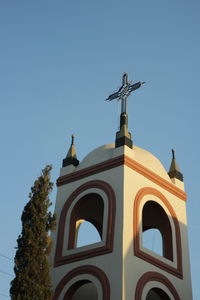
xmin=62 ymin=135 xmax=79 ymax=167
xmin=168 ymin=149 xmax=183 ymax=181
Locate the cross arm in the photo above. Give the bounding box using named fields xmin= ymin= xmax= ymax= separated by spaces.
xmin=129 ymin=81 xmax=145 ymax=93
xmin=106 ymin=91 xmax=120 ymax=101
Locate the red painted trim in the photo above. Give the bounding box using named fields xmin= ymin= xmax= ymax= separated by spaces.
xmin=124 ymin=156 xmax=186 ymax=201
xmin=54 ymin=180 xmax=116 ymax=266
xmin=57 ymin=156 xmax=124 ymax=186
xmin=57 ymin=155 xmax=186 ymax=201
xmin=133 ymin=187 xmax=183 ymax=278
xmin=53 ymin=265 xmax=110 ymax=300
xmin=135 ymin=272 xmax=181 ymax=300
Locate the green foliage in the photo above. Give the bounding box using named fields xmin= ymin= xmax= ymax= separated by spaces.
xmin=10 ymin=165 xmax=56 ymax=300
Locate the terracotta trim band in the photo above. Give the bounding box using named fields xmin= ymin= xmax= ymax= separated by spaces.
xmin=57 ymin=155 xmax=186 ymax=201
xmin=53 ymin=265 xmax=110 ymax=300
xmin=134 ymin=187 xmax=183 ymax=278
xmin=135 ymin=272 xmax=181 ymax=300
xmin=54 ymin=180 xmax=116 ymax=266
xmin=57 ymin=156 xmax=124 ymax=186
xmin=124 ymin=156 xmax=186 ymax=201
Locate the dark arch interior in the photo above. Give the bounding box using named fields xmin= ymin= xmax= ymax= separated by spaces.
xmin=146 ymin=287 xmax=171 ymax=300
xmin=142 ymin=201 xmax=173 ymax=260
xmin=68 ymin=193 xmax=104 ymax=249
xmin=64 ymin=280 xmax=98 ymax=300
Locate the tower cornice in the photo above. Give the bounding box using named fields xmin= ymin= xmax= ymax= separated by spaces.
xmin=57 ymin=154 xmax=186 ymax=201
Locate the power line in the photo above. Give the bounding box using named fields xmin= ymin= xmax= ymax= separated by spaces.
xmin=0 ymin=270 xmax=14 ymax=277
xmin=0 ymin=292 xmax=10 ymax=298
xmin=0 ymin=253 xmax=14 ymax=262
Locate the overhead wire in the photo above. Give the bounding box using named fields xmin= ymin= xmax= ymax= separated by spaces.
xmin=0 ymin=270 xmax=14 ymax=277
xmin=0 ymin=253 xmax=14 ymax=262
xmin=0 ymin=253 xmax=14 ymax=298
xmin=0 ymin=292 xmax=10 ymax=298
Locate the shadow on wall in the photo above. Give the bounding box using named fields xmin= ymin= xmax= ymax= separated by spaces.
xmin=52 ymin=181 xmax=192 ymax=299
xmin=124 ymin=215 xmax=191 ymax=300
xmin=63 ymin=280 xmax=98 ymax=300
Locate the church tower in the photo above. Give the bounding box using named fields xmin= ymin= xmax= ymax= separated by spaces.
xmin=50 ymin=74 xmax=193 ymax=300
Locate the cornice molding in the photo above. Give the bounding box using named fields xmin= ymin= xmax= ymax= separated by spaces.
xmin=57 ymin=155 xmax=187 ymax=201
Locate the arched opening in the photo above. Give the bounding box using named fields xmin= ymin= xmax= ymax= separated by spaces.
xmin=53 ymin=265 xmax=110 ymax=300
xmin=68 ymin=193 xmax=104 ymax=249
xmin=142 ymin=201 xmax=173 ymax=260
xmin=135 ymin=271 xmax=181 ymax=300
xmin=146 ymin=287 xmax=170 ymax=300
xmin=76 ymin=220 xmax=101 ymax=247
xmin=142 ymin=228 xmax=163 ymax=256
xmin=64 ymin=280 xmax=98 ymax=300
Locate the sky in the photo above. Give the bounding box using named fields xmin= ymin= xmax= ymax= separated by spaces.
xmin=0 ymin=0 xmax=200 ymax=298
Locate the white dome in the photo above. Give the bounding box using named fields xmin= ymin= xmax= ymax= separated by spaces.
xmin=79 ymin=144 xmax=115 ymax=169
xmin=77 ymin=143 xmax=171 ymax=182
xmin=132 ymin=145 xmax=170 ymax=181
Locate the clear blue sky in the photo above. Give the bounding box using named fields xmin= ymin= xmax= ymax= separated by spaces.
xmin=0 ymin=0 xmax=200 ymax=299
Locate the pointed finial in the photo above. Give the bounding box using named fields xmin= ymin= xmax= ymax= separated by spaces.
xmin=62 ymin=134 xmax=79 ymax=167
xmin=168 ymin=148 xmax=183 ymax=181
xmin=172 ymin=148 xmax=175 ymax=159
xmin=71 ymin=134 xmax=75 ymax=145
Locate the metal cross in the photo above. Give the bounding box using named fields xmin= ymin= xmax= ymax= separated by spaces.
xmin=106 ymin=73 xmax=145 ymax=114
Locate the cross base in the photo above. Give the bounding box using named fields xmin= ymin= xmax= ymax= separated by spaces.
xmin=63 ymin=157 xmax=79 ymax=167
xmin=115 ymin=113 xmax=133 ymax=149
xmin=115 ymin=135 xmax=133 ymax=148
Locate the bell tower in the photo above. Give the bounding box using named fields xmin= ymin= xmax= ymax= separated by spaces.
xmin=50 ymin=74 xmax=193 ymax=300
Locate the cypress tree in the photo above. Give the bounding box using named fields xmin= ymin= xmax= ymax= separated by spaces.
xmin=10 ymin=165 xmax=56 ymax=300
